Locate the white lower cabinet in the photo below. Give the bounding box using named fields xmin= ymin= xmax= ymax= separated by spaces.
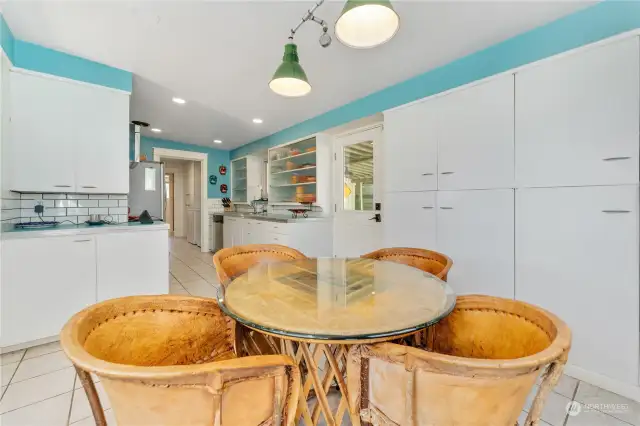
xmin=96 ymin=230 xmax=169 ymax=301
xmin=1 ymin=236 xmax=97 ymax=347
xmin=383 ymin=191 xmax=437 ymax=249
xmin=516 ymin=186 xmax=639 ymax=385
xmin=436 ymin=189 xmax=514 ymax=298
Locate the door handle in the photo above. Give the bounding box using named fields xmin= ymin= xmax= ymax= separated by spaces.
xmin=602 ymin=157 xmax=632 ymax=161
xmin=369 ymin=213 xmax=382 ymax=222
xmin=439 ymin=207 xmax=453 ymax=210
xmin=440 ymin=172 xmax=455 ymax=175
xmin=54 ymin=185 xmax=71 ymax=188
xmin=602 ymin=210 xmax=631 ymax=214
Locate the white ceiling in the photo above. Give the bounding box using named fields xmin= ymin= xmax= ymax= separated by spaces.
xmin=2 ymin=0 xmax=593 ymax=150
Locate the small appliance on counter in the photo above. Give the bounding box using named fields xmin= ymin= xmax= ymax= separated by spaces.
xmin=129 ymin=161 xmax=165 ymax=222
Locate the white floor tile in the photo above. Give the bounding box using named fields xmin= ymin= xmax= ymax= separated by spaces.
xmin=1 ymin=363 xmax=19 ymax=387
xmin=0 ymin=367 xmax=75 ymax=414
xmin=169 ymin=283 xmax=188 ymax=295
xmin=566 ymin=407 xmax=633 ymax=426
xmin=12 ymin=351 xmax=72 ymax=383
xmin=0 ymin=351 xmax=24 ymax=366
xmin=23 ymin=341 xmax=62 ymax=360
xmin=74 ymin=373 xmax=100 ymax=390
xmin=0 ymin=391 xmax=72 ymax=426
xmin=524 ymin=384 xmax=572 ymax=426
xmin=575 ymin=381 xmax=640 ymax=425
xmin=69 ymin=381 xmax=111 ymax=423
xmin=181 ymin=279 xmax=219 ymax=298
xmin=71 ymin=409 xmax=115 ymax=426
xmin=554 ymin=374 xmax=579 ymax=399
xmin=518 ymin=410 xmax=552 ymax=426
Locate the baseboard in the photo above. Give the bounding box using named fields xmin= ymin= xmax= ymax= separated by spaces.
xmin=1 ymin=335 xmax=59 ymax=354
xmin=564 ymin=364 xmax=640 ymax=402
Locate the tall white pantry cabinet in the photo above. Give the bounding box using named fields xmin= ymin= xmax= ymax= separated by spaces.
xmin=382 ymin=35 xmax=640 ymax=398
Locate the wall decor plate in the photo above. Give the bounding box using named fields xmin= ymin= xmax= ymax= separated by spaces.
xmin=219 ymin=165 xmax=227 ymax=175
xmin=220 ymin=184 xmax=228 ymax=193
xmin=209 ymin=174 xmax=218 ymax=185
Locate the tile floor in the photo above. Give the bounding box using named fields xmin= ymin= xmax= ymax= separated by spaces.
xmin=0 ymin=237 xmax=638 ymax=425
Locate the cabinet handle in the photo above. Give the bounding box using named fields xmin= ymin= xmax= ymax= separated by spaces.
xmin=602 ymin=210 xmax=631 ymax=214
xmin=440 ymin=172 xmax=455 ymax=175
xmin=440 ymin=207 xmax=453 ymax=210
xmin=82 ymin=185 xmax=97 ymax=189
xmin=602 ymin=157 xmax=632 ymax=161
xmin=73 ymin=239 xmax=91 ymax=243
xmin=54 ymin=185 xmax=71 ymax=188
xmin=421 ymin=173 xmax=434 ymax=176
xmin=422 ymin=206 xmax=434 ymax=209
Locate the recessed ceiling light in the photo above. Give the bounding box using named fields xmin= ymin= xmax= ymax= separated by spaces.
xmin=172 ymin=97 xmax=186 ymax=105
xmin=151 ymin=128 xmax=162 ymax=133
xmin=252 ymin=118 xmax=263 ymax=124
xmin=213 ymin=139 xmax=222 ymax=144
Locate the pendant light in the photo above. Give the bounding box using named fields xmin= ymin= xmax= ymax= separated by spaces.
xmin=335 ymin=0 xmax=400 ymax=49
xmin=269 ymin=41 xmax=312 ymax=97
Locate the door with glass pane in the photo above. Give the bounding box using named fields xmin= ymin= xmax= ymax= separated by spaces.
xmin=333 ymin=126 xmax=382 ymax=257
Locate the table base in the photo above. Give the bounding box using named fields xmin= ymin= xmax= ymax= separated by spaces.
xmin=282 ymin=340 xmax=358 ymax=426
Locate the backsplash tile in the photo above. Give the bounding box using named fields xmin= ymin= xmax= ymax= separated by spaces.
xmin=1 ymin=192 xmax=128 ymax=226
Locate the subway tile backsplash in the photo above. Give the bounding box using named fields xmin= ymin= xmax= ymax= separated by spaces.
xmin=1 ymin=192 xmax=128 ymax=226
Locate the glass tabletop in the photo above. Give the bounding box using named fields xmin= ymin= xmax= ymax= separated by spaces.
xmin=217 ymin=258 xmax=456 ymax=341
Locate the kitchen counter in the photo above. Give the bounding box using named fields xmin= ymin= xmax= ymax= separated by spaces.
xmin=220 ymin=211 xmax=332 ymax=223
xmin=1 ymin=221 xmax=170 ymax=240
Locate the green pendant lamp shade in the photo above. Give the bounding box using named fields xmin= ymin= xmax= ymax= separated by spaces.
xmin=335 ymin=0 xmax=400 ymax=49
xmin=269 ymin=43 xmax=312 ymax=97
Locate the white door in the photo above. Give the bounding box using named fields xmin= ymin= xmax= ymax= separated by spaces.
xmin=97 ymin=231 xmax=169 ymax=301
xmin=515 ymin=186 xmax=639 ymax=385
xmin=437 ymin=189 xmax=514 ymax=298
xmin=1 ymin=236 xmax=97 ymax=347
xmin=516 ymin=37 xmax=639 ymax=188
xmin=383 ymin=191 xmax=437 ymax=249
xmin=75 ymin=85 xmax=130 ymax=194
xmin=438 ymin=74 xmax=515 ymax=190
xmin=383 ymin=98 xmax=438 ymax=192
xmin=8 ymin=71 xmax=76 ymax=192
xmin=333 ymin=127 xmax=382 ymax=258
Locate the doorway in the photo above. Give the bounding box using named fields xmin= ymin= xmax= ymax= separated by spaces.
xmin=333 ymin=126 xmax=383 ymax=257
xmin=164 ymin=173 xmax=175 ymax=232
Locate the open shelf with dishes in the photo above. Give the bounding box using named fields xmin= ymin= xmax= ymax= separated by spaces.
xmin=231 ymin=156 xmax=262 ymax=204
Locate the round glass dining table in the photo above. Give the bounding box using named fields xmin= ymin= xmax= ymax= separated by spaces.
xmin=217 ymin=257 xmax=456 ymax=426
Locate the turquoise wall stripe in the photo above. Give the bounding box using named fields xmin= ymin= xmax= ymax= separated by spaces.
xmin=13 ymin=40 xmax=132 ymax=92
xmin=232 ymin=0 xmax=640 ymax=159
xmin=131 ymin=135 xmax=230 ymax=199
xmin=0 ymin=14 xmax=15 ymax=61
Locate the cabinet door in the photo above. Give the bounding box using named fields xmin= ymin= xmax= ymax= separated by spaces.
xmin=516 ymin=37 xmax=639 ymax=187
xmin=438 ymin=75 xmax=514 ymax=190
xmin=516 ymin=186 xmax=639 ymax=385
xmin=75 ymin=86 xmax=130 ymax=194
xmin=1 ymin=236 xmax=96 ymax=347
xmin=383 ymin=99 xmax=438 ymax=192
xmin=8 ymin=72 xmax=76 ymax=192
xmin=436 ymin=189 xmax=514 ymax=298
xmin=97 ymin=230 xmax=169 ymax=301
xmin=232 ymin=219 xmax=245 ymax=246
xmin=383 ymin=191 xmax=437 ymax=249
xmin=223 ymin=219 xmax=233 ymax=248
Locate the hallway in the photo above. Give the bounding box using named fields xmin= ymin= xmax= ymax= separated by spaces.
xmin=169 ymin=236 xmax=220 ymax=298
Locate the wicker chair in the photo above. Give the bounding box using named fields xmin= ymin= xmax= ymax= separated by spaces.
xmin=347 ymin=295 xmax=571 ymax=426
xmin=61 ymin=295 xmax=300 ymax=426
xmin=213 ymin=244 xmax=308 ymax=356
xmin=362 ymin=247 xmax=453 ymax=281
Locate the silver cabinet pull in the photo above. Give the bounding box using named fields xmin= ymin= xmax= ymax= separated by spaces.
xmin=440 ymin=207 xmax=453 ymax=210
xmin=74 ymin=239 xmax=91 ymax=243
xmin=602 ymin=210 xmax=631 ymax=214
xmin=603 ymin=157 xmax=632 ymax=161
xmin=440 ymin=172 xmax=455 ymax=175
xmin=422 ymin=206 xmax=434 ymax=209
xmin=421 ymin=173 xmax=434 ymax=176
xmin=54 ymin=185 xmax=71 ymax=188
xmin=81 ymin=185 xmax=97 ymax=189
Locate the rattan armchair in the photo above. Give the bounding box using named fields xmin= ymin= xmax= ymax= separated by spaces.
xmin=362 ymin=247 xmax=453 ymax=281
xmin=347 ymin=295 xmax=571 ymax=426
xmin=213 ymin=244 xmax=308 ymax=356
xmin=61 ymin=295 xmax=300 ymax=426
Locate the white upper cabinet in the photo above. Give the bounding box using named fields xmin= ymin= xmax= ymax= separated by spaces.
xmin=515 ymin=37 xmax=640 ymax=188
xmin=515 ymin=186 xmax=639 ymax=385
xmin=383 ymin=99 xmax=438 ymax=192
xmin=436 ymin=189 xmax=514 ymax=298
xmin=437 ymin=75 xmax=515 ymax=190
xmin=9 ymin=71 xmax=77 ymax=192
xmin=75 ymin=83 xmax=130 ymax=194
xmin=383 ymin=191 xmax=437 ymax=249
xmin=9 ymin=71 xmax=130 ymax=193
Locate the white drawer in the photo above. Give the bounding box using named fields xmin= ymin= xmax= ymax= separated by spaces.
xmin=268 ymin=222 xmax=289 ymax=235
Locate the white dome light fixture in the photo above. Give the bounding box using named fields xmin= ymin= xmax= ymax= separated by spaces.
xmin=335 ymin=0 xmax=400 ymax=49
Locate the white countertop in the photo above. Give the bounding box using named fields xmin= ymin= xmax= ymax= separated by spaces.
xmin=1 ymin=221 xmax=170 ymax=240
